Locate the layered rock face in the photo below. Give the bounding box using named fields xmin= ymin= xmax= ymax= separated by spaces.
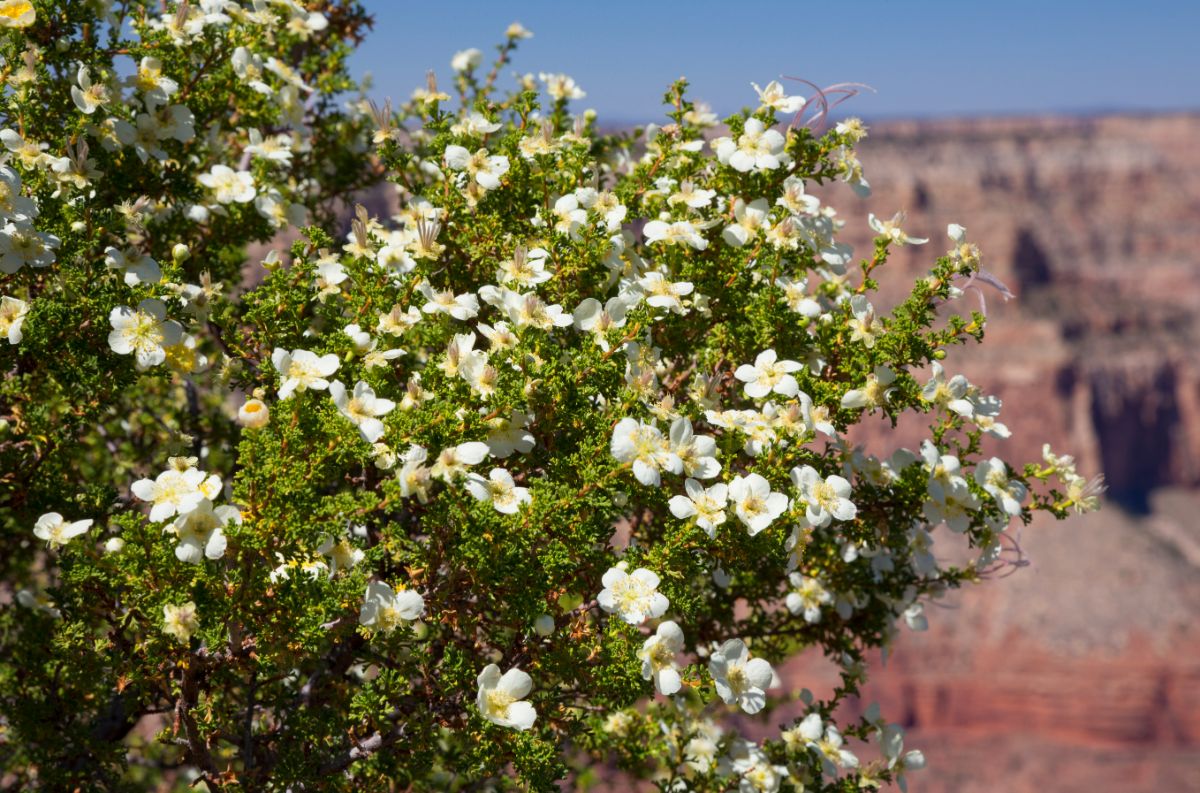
xmin=795 ymin=114 xmax=1200 ymax=792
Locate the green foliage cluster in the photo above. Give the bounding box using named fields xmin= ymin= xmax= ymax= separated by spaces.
xmin=0 ymin=6 xmax=1100 ymax=791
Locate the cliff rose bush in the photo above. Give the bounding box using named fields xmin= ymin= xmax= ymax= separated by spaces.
xmin=0 ymin=5 xmax=1103 ymax=790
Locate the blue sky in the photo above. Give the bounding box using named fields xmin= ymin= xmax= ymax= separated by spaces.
xmin=350 ymin=1 xmax=1198 ymax=123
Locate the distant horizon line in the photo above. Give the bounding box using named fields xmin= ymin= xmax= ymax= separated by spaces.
xmin=581 ymin=106 xmax=1200 ymax=127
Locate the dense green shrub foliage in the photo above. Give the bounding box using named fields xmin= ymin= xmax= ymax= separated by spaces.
xmin=0 ymin=5 xmax=1102 ymax=790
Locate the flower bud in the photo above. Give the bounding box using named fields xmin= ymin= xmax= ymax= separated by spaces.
xmin=533 ymin=614 xmax=555 ymax=636
xmin=172 ymin=243 xmax=190 ymax=264
xmin=105 ymin=537 xmax=125 ymax=554
xmin=238 ymin=398 xmax=270 ymax=429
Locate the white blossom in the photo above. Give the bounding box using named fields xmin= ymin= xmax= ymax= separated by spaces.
xmin=465 ymin=468 xmax=531 ymax=515
xmin=785 ymin=573 xmax=832 ymax=623
xmin=329 ymin=380 xmax=395 ymax=443
xmin=669 ymin=478 xmax=729 ymax=537
xmin=0 ymin=295 xmax=27 ymax=344
xmin=162 ymin=601 xmax=199 ymax=643
xmin=714 ymin=118 xmax=787 ymax=173
xmin=639 ymin=620 xmax=685 ymax=696
xmin=197 ymin=164 xmax=256 ymax=203
xmin=735 ymin=349 xmax=802 ymax=399
xmin=272 ymin=348 xmax=339 ymax=399
xmin=597 ymin=566 xmax=669 ymax=625
xmin=753 ymin=80 xmax=805 ymax=114
xmin=169 ymin=499 xmax=239 ymax=564
xmin=791 ymin=465 xmax=856 ymax=528
xmin=728 ymin=473 xmax=788 ymax=535
xmin=33 ymin=512 xmax=93 ymax=549
xmin=709 ymin=638 xmax=774 ymax=714
xmin=974 ymin=457 xmax=1026 ymax=516
xmin=359 ymin=581 xmax=425 ymax=633
xmin=610 ymin=418 xmax=682 ymax=486
xmin=476 ymin=664 xmax=537 ymax=730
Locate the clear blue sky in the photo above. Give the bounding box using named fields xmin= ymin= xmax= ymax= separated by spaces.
xmin=350 ymin=0 xmax=1198 ymax=123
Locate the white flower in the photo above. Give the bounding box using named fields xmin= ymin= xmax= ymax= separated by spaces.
xmin=669 ymin=478 xmax=729 ymax=537
xmin=728 ymin=473 xmax=788 ymax=536
xmin=359 ymin=581 xmax=425 ymax=633
xmin=847 ymin=294 xmax=883 ymax=348
xmin=246 ymin=128 xmax=294 ymax=164
xmin=753 ymin=80 xmax=805 ymax=114
xmin=881 ymin=723 xmax=926 ymax=793
xmin=418 ymin=282 xmax=479 ymax=321
xmin=840 ymin=365 xmax=896 ymax=410
xmin=610 ymin=418 xmax=682 ymax=487
xmin=921 ymin=362 xmax=974 ymax=417
xmin=450 ymin=48 xmax=482 ymax=73
xmin=642 ymin=218 xmax=709 ymax=250
xmin=505 ymin=22 xmax=533 ymax=39
xmin=669 ymin=417 xmax=720 ymax=479
xmin=162 ymin=601 xmax=199 ymax=643
xmin=170 ymin=499 xmax=239 ymax=564
xmin=476 ymin=664 xmax=537 ymax=730
xmin=974 ymin=457 xmax=1026 ymax=516
xmin=431 ymin=441 xmax=490 ymax=481
xmin=0 ymin=222 xmax=58 ymax=272
xmin=444 ymin=145 xmax=510 ymax=191
xmin=232 ymin=46 xmax=271 ymax=93
xmin=791 ymin=465 xmax=856 ymax=528
xmin=329 ymin=380 xmax=395 ymax=443
xmin=735 ymin=349 xmax=802 ymax=399
xmin=0 ymin=165 xmax=34 ymax=220
xmin=597 ymin=566 xmax=669 ymax=625
xmin=0 ymin=1 xmax=35 ymax=29
xmin=485 ymin=410 xmax=536 ymax=458
xmin=452 ymin=111 xmax=503 ymax=137
xmin=133 ymin=56 xmax=178 ymax=108
xmin=107 ymin=299 xmax=182 ymax=369
xmin=637 ymin=271 xmax=694 ymax=313
xmin=722 ymin=197 xmax=771 ymax=248
xmin=868 ymin=211 xmax=927 ymax=245
xmin=708 ymin=638 xmax=774 ymax=714
xmin=715 ymin=118 xmax=787 ymax=173
xmin=539 ymin=72 xmax=584 ymax=101
xmin=732 ymin=743 xmax=788 ymax=792
xmin=970 ymin=394 xmax=1011 ymax=438
xmin=465 ymin=468 xmax=531 ymax=515
xmin=271 ymin=348 xmax=339 ymax=399
xmin=668 ymin=180 xmax=717 ymax=209
xmin=0 ymin=295 xmax=27 ymax=344
xmin=237 ymin=397 xmax=270 ymax=428
xmin=33 ymin=512 xmax=93 ymax=549
xmin=131 ymin=466 xmax=213 ymax=522
xmin=639 ymin=620 xmax=685 ymax=696
xmin=797 ymin=713 xmax=859 ymax=774
xmin=1066 ymin=473 xmax=1106 ymax=514
xmin=785 ymin=573 xmax=832 ymax=624
xmin=104 ymin=246 xmax=161 ymax=286
xmin=197 ymin=164 xmax=256 ymax=203
xmin=71 ymin=66 xmax=110 ymax=114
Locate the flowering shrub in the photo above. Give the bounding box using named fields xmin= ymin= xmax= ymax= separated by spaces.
xmin=0 ymin=6 xmax=1105 ymax=791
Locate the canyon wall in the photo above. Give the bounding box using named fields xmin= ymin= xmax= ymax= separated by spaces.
xmin=797 ymin=113 xmax=1200 ymax=792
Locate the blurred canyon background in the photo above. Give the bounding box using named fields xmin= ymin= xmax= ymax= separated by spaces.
xmin=792 ymin=112 xmax=1200 ymax=793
